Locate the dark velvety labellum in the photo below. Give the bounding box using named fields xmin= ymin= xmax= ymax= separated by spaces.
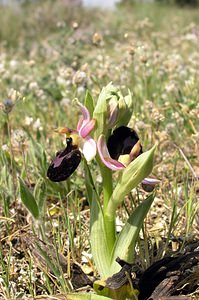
xmin=47 ymin=138 xmax=81 ymax=182
xmin=107 ymin=126 xmax=142 ymax=160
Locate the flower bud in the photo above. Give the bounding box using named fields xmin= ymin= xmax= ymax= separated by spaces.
xmin=117 ymin=92 xmax=133 ymax=128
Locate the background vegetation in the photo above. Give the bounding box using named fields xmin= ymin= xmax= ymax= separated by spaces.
xmin=0 ymin=0 xmax=198 ymax=298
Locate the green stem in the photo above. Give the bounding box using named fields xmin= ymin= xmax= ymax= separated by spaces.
xmin=101 ymin=164 xmax=113 ymax=211
xmin=104 ymin=188 xmax=121 ymax=251
xmin=98 ymin=158 xmax=116 ymax=252
xmin=105 ymin=188 xmax=119 ymax=220
xmin=104 ymin=213 xmax=116 ymax=254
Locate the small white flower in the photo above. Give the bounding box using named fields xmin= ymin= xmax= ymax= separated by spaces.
xmin=25 ymin=116 xmax=34 ymax=126
xmin=33 ymin=118 xmax=43 ymax=131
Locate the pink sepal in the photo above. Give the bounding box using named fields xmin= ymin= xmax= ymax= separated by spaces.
xmin=97 ymin=135 xmax=125 ymax=171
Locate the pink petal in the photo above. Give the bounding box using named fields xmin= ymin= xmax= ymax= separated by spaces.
xmin=77 ymin=117 xmax=83 ymax=132
xmin=142 ymin=177 xmax=160 ymax=185
xmin=76 ymin=102 xmax=95 ymax=137
xmin=79 ymin=119 xmax=96 ymax=138
xmin=97 ymin=135 xmax=125 ymax=171
xmin=77 ymin=102 xmax=90 ymax=126
xmin=82 ymin=136 xmax=96 ymax=162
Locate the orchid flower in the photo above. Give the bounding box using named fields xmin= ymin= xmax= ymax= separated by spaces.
xmin=47 ymin=103 xmax=96 ymax=182
xmin=47 ymin=137 xmax=81 ymax=182
xmin=97 ymin=126 xmax=142 ymax=170
xmin=97 ymin=126 xmax=160 ymax=188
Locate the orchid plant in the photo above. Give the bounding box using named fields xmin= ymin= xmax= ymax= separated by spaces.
xmin=47 ymin=83 xmax=159 ymax=300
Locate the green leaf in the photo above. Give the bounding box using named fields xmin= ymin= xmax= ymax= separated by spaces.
xmin=19 ymin=177 xmax=39 ymax=219
xmin=106 ymin=145 xmax=156 ymax=215
xmin=68 ymin=294 xmax=111 ymax=300
xmin=110 ymin=194 xmax=155 ymax=273
xmin=94 ymin=279 xmax=138 ymax=300
xmin=86 ymin=160 xmax=114 ymax=278
xmin=90 ymin=198 xmax=111 ymax=278
xmin=84 ymin=90 xmax=95 ymax=118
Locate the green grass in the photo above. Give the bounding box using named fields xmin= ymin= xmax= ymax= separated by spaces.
xmin=0 ymin=0 xmax=198 ymax=298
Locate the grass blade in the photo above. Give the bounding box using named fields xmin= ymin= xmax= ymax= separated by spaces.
xmin=19 ymin=177 xmax=39 ymax=219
